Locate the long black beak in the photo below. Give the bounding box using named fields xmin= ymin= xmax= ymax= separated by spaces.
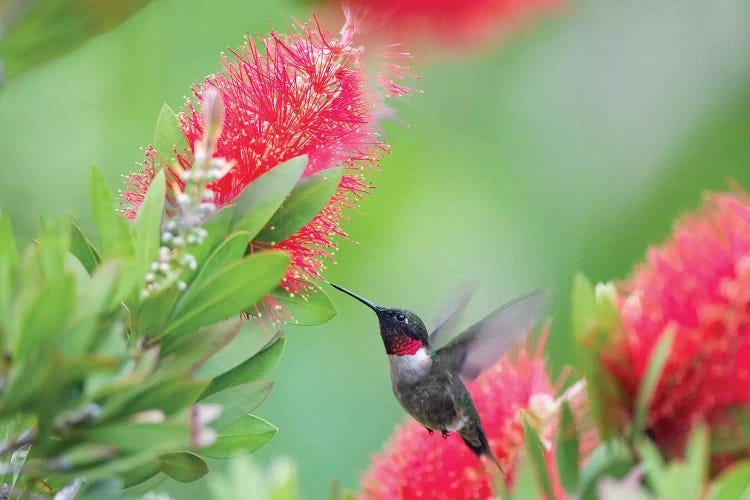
xmin=330 ymin=283 xmax=382 ymax=312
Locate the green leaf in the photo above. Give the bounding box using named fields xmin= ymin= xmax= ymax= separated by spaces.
xmin=69 ymin=219 xmax=101 ymax=275
xmin=195 ymin=320 xmax=278 ymax=380
xmin=555 ymin=402 xmax=580 ymax=495
xmin=134 ymin=288 xmax=181 ymax=338
xmin=117 ymin=459 xmax=162 ymax=489
xmin=37 ymin=217 xmax=69 ymax=279
xmin=711 ymin=460 xmax=750 ymax=500
xmin=76 ymin=478 xmax=122 ymax=500
xmin=267 ymin=287 xmax=337 ymax=325
xmin=190 ymin=205 xmax=233 ymax=267
xmin=199 ymin=337 xmax=285 ymax=399
xmin=230 ymin=155 xmax=308 ymax=238
xmin=255 ymin=166 xmax=343 ymax=244
xmin=164 ymin=251 xmax=290 ymax=337
xmin=630 ymin=327 xmax=674 ymax=442
xmin=0 ymin=0 xmax=154 ymax=80
xmin=681 ymin=425 xmax=709 ymax=500
xmin=578 ymin=441 xmax=633 ymax=500
xmin=153 ymin=103 xmax=190 ymax=166
xmin=99 ymin=377 xmax=208 ymax=421
xmin=15 ymin=275 xmax=75 ymax=362
xmin=522 ymin=415 xmax=554 ymax=499
xmin=640 ymin=427 xmax=708 ymax=500
xmin=131 ymin=169 xmax=166 ymax=270
xmin=162 ymin=319 xmax=242 ymax=372
xmin=83 ymin=423 xmax=189 ymax=453
xmin=200 ymin=415 xmax=278 ymax=459
xmin=200 ymin=381 xmax=274 ymax=430
xmin=90 ymin=165 xmax=134 ymax=259
xmin=186 ymin=231 xmax=252 ymax=293
xmin=159 ymin=451 xmax=209 ymax=483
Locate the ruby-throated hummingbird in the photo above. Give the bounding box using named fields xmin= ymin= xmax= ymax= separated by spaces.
xmin=330 ymin=283 xmax=548 ymax=472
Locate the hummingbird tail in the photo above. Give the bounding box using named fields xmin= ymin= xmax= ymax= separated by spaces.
xmin=460 ymin=429 xmax=505 ymax=474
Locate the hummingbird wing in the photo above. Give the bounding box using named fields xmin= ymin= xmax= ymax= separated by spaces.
xmin=435 ymin=289 xmax=550 ymax=381
xmin=429 ymin=284 xmax=475 ymax=347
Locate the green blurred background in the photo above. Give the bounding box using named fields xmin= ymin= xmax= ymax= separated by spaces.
xmin=2 ymin=0 xmax=750 ymax=496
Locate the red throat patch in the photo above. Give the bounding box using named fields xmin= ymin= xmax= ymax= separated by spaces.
xmin=386 ymin=335 xmax=423 ymax=356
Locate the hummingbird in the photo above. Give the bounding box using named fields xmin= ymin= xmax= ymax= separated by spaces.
xmin=330 ymin=283 xmax=548 ymax=473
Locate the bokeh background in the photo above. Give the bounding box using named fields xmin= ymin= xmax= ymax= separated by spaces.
xmin=2 ymin=0 xmax=750 ymax=496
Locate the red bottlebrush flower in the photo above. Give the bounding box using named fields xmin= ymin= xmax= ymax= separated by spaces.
xmin=601 ymin=192 xmax=750 ymax=465
xmin=321 ymin=0 xmax=559 ymax=52
xmin=121 ymin=16 xmax=412 ymax=319
xmin=358 ymin=338 xmax=580 ymax=499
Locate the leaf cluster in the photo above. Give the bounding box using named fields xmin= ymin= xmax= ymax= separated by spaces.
xmin=0 ymin=105 xmax=341 ymax=497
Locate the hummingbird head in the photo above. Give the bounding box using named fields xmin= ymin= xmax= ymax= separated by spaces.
xmin=330 ymin=283 xmax=429 ymax=356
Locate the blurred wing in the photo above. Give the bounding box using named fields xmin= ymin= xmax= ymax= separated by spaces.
xmin=429 ymin=284 xmax=475 ymax=347
xmin=436 ymin=289 xmax=550 ymax=381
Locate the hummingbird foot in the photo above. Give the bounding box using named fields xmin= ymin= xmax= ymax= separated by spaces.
xmin=441 ymin=430 xmax=451 ymax=439
xmin=425 ymin=427 xmax=434 ymax=435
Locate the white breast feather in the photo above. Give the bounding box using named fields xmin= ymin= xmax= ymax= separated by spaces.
xmin=389 ymin=347 xmax=432 ymax=383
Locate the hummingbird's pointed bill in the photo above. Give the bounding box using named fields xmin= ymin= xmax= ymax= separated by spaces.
xmin=330 ymin=283 xmax=382 ymax=312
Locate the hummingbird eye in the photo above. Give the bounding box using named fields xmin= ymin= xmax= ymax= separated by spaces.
xmin=396 ymin=313 xmax=406 ymax=322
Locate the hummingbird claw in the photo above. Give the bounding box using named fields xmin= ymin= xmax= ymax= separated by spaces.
xmin=425 ymin=427 xmax=434 ymax=435
xmin=441 ymin=430 xmax=450 ymax=439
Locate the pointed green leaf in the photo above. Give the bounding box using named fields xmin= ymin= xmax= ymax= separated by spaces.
xmin=230 ymin=155 xmax=307 ymax=238
xmin=190 ymin=205 xmax=233 ymax=267
xmin=522 ymin=415 xmax=554 ymax=499
xmin=0 ymin=0 xmax=153 ymax=80
xmin=83 ymin=423 xmax=189 ymax=453
xmin=578 ymin=441 xmax=633 ymax=500
xmin=195 ymin=320 xmax=277 ymax=380
xmin=153 ymin=104 xmax=190 ymax=166
xmin=201 ymin=381 xmax=274 ymax=430
xmin=70 ymin=219 xmax=101 ymax=274
xmin=268 ymin=287 xmax=337 ymax=325
xmin=711 ymin=460 xmax=750 ymax=500
xmin=159 ymin=451 xmax=208 ymax=483
xmin=100 ymin=378 xmax=208 ymax=421
xmin=15 ymin=275 xmax=75 ymax=362
xmin=71 ymin=449 xmax=160 ymax=485
xmin=164 ymin=251 xmax=290 ymax=337
xmin=630 ymin=327 xmax=674 ymax=442
xmin=37 ymin=218 xmax=69 ymax=279
xmin=90 ymin=165 xmax=134 ymax=259
xmin=162 ymin=319 xmax=242 ymax=372
xmin=131 ymin=169 xmax=166 ymax=270
xmin=76 ymin=478 xmax=122 ymax=500
xmin=555 ymin=402 xmax=580 ymax=494
xmin=134 ymin=288 xmax=181 ymax=338
xmin=680 ymin=425 xmax=709 ymax=500
xmin=255 ymin=166 xmax=343 ymax=244
xmin=199 ymin=338 xmax=285 ymax=399
xmin=200 ymin=415 xmax=278 ymax=459
xmin=186 ymin=231 xmax=252 ymax=293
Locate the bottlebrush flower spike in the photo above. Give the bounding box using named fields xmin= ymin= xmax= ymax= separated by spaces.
xmin=322 ymin=0 xmax=559 ymax=52
xmin=601 ymin=192 xmax=750 ymax=466
xmin=121 ymin=15 xmax=413 ymax=320
xmin=358 ymin=336 xmax=585 ymax=499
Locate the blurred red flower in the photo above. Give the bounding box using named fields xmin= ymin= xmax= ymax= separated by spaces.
xmin=358 ymin=338 xmax=579 ymax=499
xmin=321 ymin=0 xmax=559 ymax=52
xmin=121 ymin=16 xmax=411 ymax=320
xmin=602 ymin=192 xmax=750 ymax=464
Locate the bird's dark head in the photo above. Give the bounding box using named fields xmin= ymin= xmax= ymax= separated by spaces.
xmin=330 ymin=283 xmax=429 ymax=356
